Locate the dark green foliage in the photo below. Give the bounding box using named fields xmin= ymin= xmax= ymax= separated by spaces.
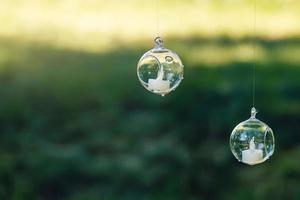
xmin=0 ymin=37 xmax=299 ymax=200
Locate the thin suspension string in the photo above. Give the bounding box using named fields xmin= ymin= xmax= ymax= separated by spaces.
xmin=252 ymin=0 xmax=257 ymax=108
xmin=155 ymin=0 xmax=160 ymax=37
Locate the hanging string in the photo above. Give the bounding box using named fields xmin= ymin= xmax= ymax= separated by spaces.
xmin=155 ymin=0 xmax=160 ymax=37
xmin=252 ymin=0 xmax=257 ymax=108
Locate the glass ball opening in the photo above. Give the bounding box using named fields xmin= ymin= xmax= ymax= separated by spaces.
xmin=137 ymin=37 xmax=184 ymax=96
xmin=229 ymin=108 xmax=275 ymax=165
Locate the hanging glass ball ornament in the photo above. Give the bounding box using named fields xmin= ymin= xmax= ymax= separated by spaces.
xmin=137 ymin=37 xmax=184 ymax=96
xmin=230 ymin=107 xmax=275 ymax=165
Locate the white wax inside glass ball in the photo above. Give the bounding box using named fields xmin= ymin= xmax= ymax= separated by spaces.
xmin=148 ymin=76 xmax=170 ymax=92
xmin=242 ymin=137 xmax=263 ymax=165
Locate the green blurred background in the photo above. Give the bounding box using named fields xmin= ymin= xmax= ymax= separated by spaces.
xmin=0 ymin=0 xmax=299 ymax=199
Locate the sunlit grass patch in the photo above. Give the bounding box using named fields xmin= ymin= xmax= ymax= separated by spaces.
xmin=0 ymin=0 xmax=299 ymax=53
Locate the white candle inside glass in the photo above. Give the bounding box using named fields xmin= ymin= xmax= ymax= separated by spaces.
xmin=242 ymin=137 xmax=263 ymax=165
xmin=148 ymin=72 xmax=170 ymax=92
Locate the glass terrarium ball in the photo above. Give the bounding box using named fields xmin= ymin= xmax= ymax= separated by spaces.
xmin=230 ymin=108 xmax=275 ymax=165
xmin=137 ymin=37 xmax=184 ymax=96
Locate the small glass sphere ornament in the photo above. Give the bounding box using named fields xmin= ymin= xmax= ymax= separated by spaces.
xmin=230 ymin=107 xmax=275 ymax=165
xmin=137 ymin=37 xmax=184 ymax=96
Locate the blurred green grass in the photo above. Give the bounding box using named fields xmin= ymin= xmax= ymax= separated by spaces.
xmin=0 ymin=35 xmax=299 ymax=199
xmin=0 ymin=0 xmax=300 ymax=200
